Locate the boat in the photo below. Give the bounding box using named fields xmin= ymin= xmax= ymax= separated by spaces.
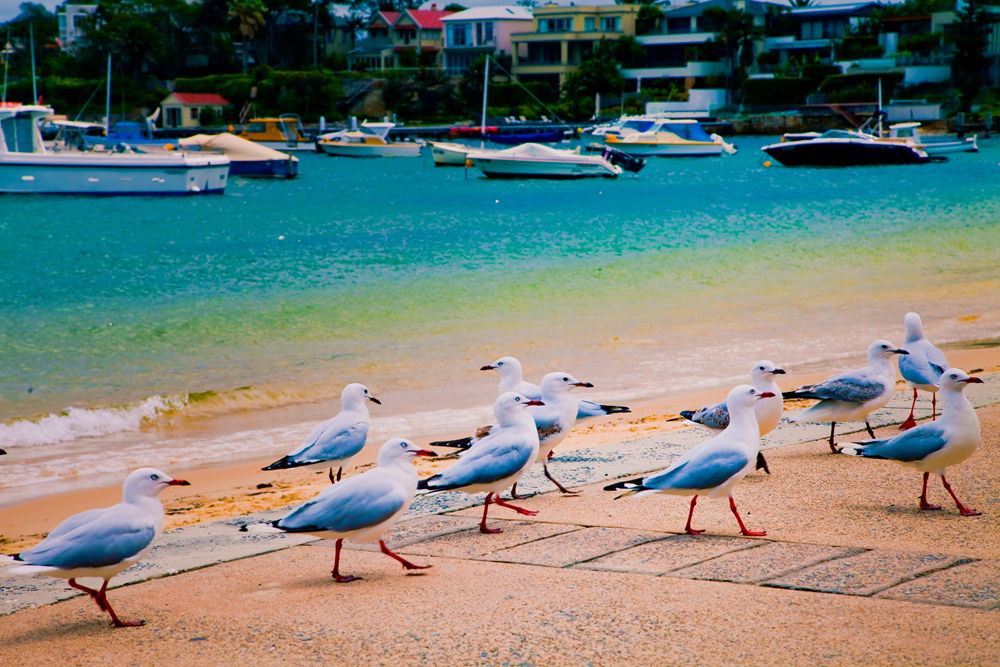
xmin=318 ymin=121 xmax=423 ymax=157
xmin=466 ymin=142 xmax=629 ymax=179
xmin=178 ymin=132 xmax=298 ymax=178
xmin=885 ymin=122 xmax=978 ymax=155
xmin=487 ymin=129 xmax=566 ymax=145
xmin=429 ymin=140 xmax=475 ymax=166
xmin=604 ymin=119 xmax=735 ymax=157
xmin=238 ymin=114 xmax=316 ymax=152
xmin=1 ymin=103 xmax=230 ymax=195
xmin=761 ymin=129 xmax=931 ymax=166
xmin=83 ymin=112 xmax=171 ymax=151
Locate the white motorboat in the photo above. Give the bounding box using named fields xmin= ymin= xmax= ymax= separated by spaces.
xmin=467 ymin=142 xmax=623 ymax=179
xmin=886 ymin=122 xmax=978 ymax=155
xmin=428 ymin=140 xmax=475 ymax=166
xmin=179 ymin=132 xmax=298 ymax=178
xmin=1 ymin=103 xmax=230 ymax=195
xmin=604 ymin=119 xmax=735 ymax=156
xmin=318 ymin=121 xmax=423 ymax=157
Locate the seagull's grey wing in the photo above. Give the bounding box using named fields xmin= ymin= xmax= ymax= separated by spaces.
xmin=276 ymin=476 xmax=407 ymax=533
xmin=899 ymin=343 xmax=946 ymax=387
xmin=289 ymin=419 xmax=369 ymax=463
xmin=854 ymin=424 xmax=949 ymax=462
xmin=576 ymin=400 xmax=631 ymax=419
xmin=684 ymin=402 xmax=729 ymax=430
xmin=643 ymin=449 xmax=749 ymax=492
xmin=39 ymin=508 xmax=107 ymax=544
xmin=424 ymin=434 xmax=533 ymax=490
xmin=799 ymin=373 xmax=885 ymax=403
xmin=19 ymin=513 xmax=155 ymax=569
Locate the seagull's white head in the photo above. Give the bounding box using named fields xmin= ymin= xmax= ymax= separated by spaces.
xmin=868 ymin=339 xmax=909 ymax=362
xmin=494 ymin=391 xmax=544 ymax=423
xmin=377 ymin=438 xmax=437 ymax=467
xmin=342 ymin=382 xmax=381 ymax=407
xmin=481 ymin=356 xmax=522 ymax=378
xmin=726 ymin=384 xmax=775 ymax=414
xmin=938 ymin=368 xmax=983 ymax=392
xmin=750 ymin=360 xmax=785 ymax=382
xmin=903 ymin=312 xmax=925 ymax=342
xmin=123 ymin=467 xmax=189 ymax=503
xmin=540 ymin=372 xmax=594 ymax=395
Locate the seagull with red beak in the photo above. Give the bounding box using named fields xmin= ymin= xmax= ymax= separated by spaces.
xmin=4 ymin=467 xmax=190 ymax=627
xmin=244 ymin=438 xmax=438 ymax=582
xmin=605 ymin=385 xmax=772 ymax=537
xmin=838 ymin=369 xmax=984 ymax=516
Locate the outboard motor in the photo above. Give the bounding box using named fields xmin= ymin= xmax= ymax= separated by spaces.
xmin=602 ymin=146 xmax=646 ymax=174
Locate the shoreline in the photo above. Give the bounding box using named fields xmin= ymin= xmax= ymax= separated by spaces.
xmin=3 ymin=342 xmax=998 ymax=553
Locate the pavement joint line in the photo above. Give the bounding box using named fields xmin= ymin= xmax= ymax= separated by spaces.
xmin=656 ymin=540 xmax=771 ymax=575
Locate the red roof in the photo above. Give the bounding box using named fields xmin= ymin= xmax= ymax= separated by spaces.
xmin=404 ymin=10 xmax=452 ymax=29
xmin=370 ymin=11 xmax=400 ymax=28
xmin=171 ymin=92 xmax=230 ymax=106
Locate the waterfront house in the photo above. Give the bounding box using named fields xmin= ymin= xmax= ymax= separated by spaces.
xmin=348 ymin=7 xmax=453 ymax=70
xmin=160 ymin=93 xmax=231 ymax=128
xmin=57 ymin=4 xmax=97 ymax=51
xmin=442 ymin=6 xmax=533 ymax=75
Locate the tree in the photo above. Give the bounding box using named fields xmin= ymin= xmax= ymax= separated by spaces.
xmin=702 ymin=6 xmax=762 ymax=107
xmin=228 ymin=0 xmax=266 ymax=73
xmin=948 ymin=0 xmax=998 ymax=111
xmin=635 ymin=0 xmax=662 ymax=36
xmin=560 ymin=39 xmax=623 ymax=118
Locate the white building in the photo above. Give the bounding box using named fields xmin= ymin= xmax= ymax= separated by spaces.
xmin=442 ymin=6 xmax=532 ymax=75
xmin=57 ymin=4 xmax=97 ymax=51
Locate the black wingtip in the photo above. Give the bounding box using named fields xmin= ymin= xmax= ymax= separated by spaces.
xmin=599 ymin=404 xmax=631 ymax=414
xmin=261 ymin=456 xmax=298 ymax=471
xmin=416 ymin=478 xmax=430 ymax=490
xmin=679 ymin=410 xmax=696 ymax=421
xmin=428 ymin=437 xmax=474 ymax=449
xmin=0 ymin=448 xmax=6 ymax=455
xmin=238 ymin=524 xmax=249 ymax=532
xmin=603 ymin=476 xmax=645 ymax=492
xmin=781 ymin=390 xmax=803 ymax=400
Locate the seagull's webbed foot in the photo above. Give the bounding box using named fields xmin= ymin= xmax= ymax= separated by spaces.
xmin=684 ymin=527 xmax=705 ymax=536
xmin=111 ymin=618 xmax=146 ymax=628
xmin=479 ymin=524 xmax=502 ymax=534
xmin=332 ymin=573 xmax=362 ymax=583
xmin=899 ymin=416 xmax=918 ymax=431
xmin=493 ymin=497 xmax=538 ymax=516
xmin=919 ymin=498 xmax=942 ymax=511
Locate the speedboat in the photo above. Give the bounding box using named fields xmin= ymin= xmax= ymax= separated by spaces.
xmin=1 ymin=103 xmax=230 ymax=195
xmin=429 ymin=141 xmax=475 ymax=166
xmin=885 ymin=122 xmax=978 ymax=155
xmin=238 ymin=114 xmax=316 ymax=152
xmin=761 ymin=129 xmax=930 ymax=166
xmin=178 ymin=132 xmax=298 ymax=178
xmin=604 ymin=119 xmax=735 ymax=157
xmin=466 ymin=142 xmax=632 ymax=179
xmin=318 ymin=121 xmax=423 ymax=157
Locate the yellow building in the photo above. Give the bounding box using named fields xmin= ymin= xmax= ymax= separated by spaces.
xmin=511 ymin=4 xmax=640 ymax=88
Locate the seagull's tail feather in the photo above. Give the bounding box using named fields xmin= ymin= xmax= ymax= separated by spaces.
xmin=8 ymin=564 xmax=56 ymax=575
xmin=0 ymin=554 xmax=20 ymax=564
xmin=239 ymin=520 xmax=285 ymax=534
xmin=603 ymin=476 xmax=647 ymax=499
xmin=597 ymin=404 xmax=631 ymax=415
xmin=679 ymin=409 xmax=697 ymax=422
xmin=428 ymin=436 xmax=474 ymax=450
xmin=261 ymin=455 xmax=304 ymax=471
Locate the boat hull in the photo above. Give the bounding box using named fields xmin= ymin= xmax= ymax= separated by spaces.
xmin=0 ymin=152 xmax=230 ymax=194
xmin=429 ymin=141 xmax=473 ymax=166
xmin=606 ymin=141 xmax=723 ymax=157
xmin=228 ymin=157 xmax=299 ymax=178
xmin=246 ymin=140 xmax=317 ymax=152
xmin=470 ymin=155 xmax=618 ymax=179
xmin=762 ymin=140 xmax=929 ymax=166
xmin=319 ymin=141 xmax=422 ymax=157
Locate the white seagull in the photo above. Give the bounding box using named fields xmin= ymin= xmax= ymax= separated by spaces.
xmin=898 ymin=312 xmax=949 ymax=430
xmin=837 ymin=368 xmax=983 ymax=516
xmin=480 ymin=356 xmax=631 ymax=421
xmin=783 ymin=340 xmax=909 ymax=451
xmin=4 ymin=468 xmax=190 ymax=627
xmin=418 ymin=392 xmax=543 ymax=534
xmin=433 ymin=372 xmax=595 ymax=497
xmin=604 ymin=385 xmax=771 ymax=537
xmin=680 ymin=360 xmax=786 ymax=474
xmin=263 ymin=382 xmax=381 ymax=483
xmin=243 ymin=438 xmax=437 ymax=582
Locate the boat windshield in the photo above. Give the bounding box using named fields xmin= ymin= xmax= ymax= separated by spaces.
xmin=622 ymin=120 xmax=656 ymax=132
xmin=819 ymin=129 xmax=868 ymax=140
xmin=661 ymin=122 xmax=713 ymax=141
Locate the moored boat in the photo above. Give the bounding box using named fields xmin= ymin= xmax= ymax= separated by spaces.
xmin=762 ymin=129 xmax=930 ymax=166
xmin=429 ymin=140 xmax=475 ymax=166
xmin=318 ymin=121 xmax=423 ymax=157
xmin=604 ymin=119 xmax=735 ymax=156
xmin=466 ymin=142 xmax=623 ymax=179
xmin=238 ymin=114 xmax=316 ymax=152
xmin=178 ymin=132 xmax=298 ymax=178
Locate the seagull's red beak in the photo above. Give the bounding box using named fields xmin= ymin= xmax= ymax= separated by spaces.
xmin=963 ymin=377 xmax=984 ymax=384
xmin=480 ymin=364 xmax=495 ymax=371
xmin=414 ymin=449 xmax=438 ymax=457
xmin=756 ymin=392 xmax=776 ymax=399
xmin=525 ymin=399 xmax=545 ymax=406
xmin=573 ymin=381 xmax=594 ymax=388
xmin=167 ymin=479 xmax=191 ymax=486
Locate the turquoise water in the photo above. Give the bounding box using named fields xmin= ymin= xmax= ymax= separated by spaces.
xmin=2 ymin=136 xmax=999 ymax=500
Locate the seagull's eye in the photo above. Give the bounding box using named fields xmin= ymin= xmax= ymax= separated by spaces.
xmin=497 ymin=361 xmax=503 ymax=366
xmin=749 ymin=389 xmax=755 ymax=395
xmin=150 ymin=474 xmax=159 ymax=481
xmin=515 ymin=396 xmax=521 ymax=402
xmin=399 ymin=441 xmax=408 ymax=449
xmin=562 ymin=377 xmax=569 ymax=382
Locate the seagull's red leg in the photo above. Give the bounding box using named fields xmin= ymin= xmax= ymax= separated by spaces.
xmin=828 ymin=422 xmax=838 ymax=452
xmin=729 ymin=497 xmax=766 ymax=536
xmin=96 ymin=579 xmax=144 ymax=628
xmin=493 ymin=495 xmax=539 ymax=517
xmin=543 ymin=463 xmax=580 ymax=496
xmin=379 ymin=540 xmax=431 ymax=570
xmin=684 ymin=495 xmax=704 ymax=535
xmin=509 ymin=482 xmax=525 ymax=500
xmin=919 ymin=472 xmax=941 ymax=510
xmin=68 ymin=578 xmax=104 ymax=609
xmin=900 ymin=389 xmax=919 ymax=430
xmin=331 ymin=538 xmax=361 ymax=583
xmin=941 ymin=475 xmax=981 ymax=516
xmin=479 ymin=493 xmax=501 ymax=533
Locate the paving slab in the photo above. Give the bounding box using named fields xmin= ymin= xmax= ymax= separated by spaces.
xmin=666 ymin=541 xmax=864 ymax=584
xmin=875 ymin=559 xmax=1000 ymax=609
xmin=482 ymin=526 xmax=665 ymax=567
xmin=336 ymin=515 xmax=481 ymax=553
xmin=577 ymin=533 xmax=759 ymax=576
xmin=763 ymin=549 xmax=970 ymax=596
xmin=393 ymin=519 xmax=581 ymax=559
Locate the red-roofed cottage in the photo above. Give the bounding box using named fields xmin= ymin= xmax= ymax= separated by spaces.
xmin=348 ymin=6 xmax=454 ymax=71
xmin=160 ymin=92 xmax=231 ymax=128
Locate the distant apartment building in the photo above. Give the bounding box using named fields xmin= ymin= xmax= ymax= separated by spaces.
xmin=511 ymin=4 xmax=641 ymax=87
xmin=442 ymin=6 xmax=532 ymax=75
xmin=348 ymin=7 xmax=453 ymax=70
xmin=57 ymin=4 xmax=97 ymax=51
xmin=763 ymin=2 xmax=880 ymax=65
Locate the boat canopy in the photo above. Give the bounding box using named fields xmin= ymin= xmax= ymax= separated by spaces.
xmin=179 ymin=132 xmax=295 ymax=161
xmin=0 ymin=104 xmax=51 ymax=154
xmin=659 ymin=121 xmax=713 ymax=142
xmin=481 ymin=142 xmax=581 ymax=158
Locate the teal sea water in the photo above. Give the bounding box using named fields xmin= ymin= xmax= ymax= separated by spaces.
xmin=2 ymin=136 xmax=999 ymax=502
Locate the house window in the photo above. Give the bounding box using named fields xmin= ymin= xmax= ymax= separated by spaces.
xmin=166 ymin=107 xmax=181 ymax=127
xmin=667 ymin=17 xmax=691 ymax=34
xmin=484 ymin=22 xmax=493 ymax=43
xmin=189 ymin=107 xmax=199 ymax=120
xmin=600 ymin=16 xmax=620 ymax=32
xmin=584 ymin=17 xmax=595 ymax=31
xmin=540 ymin=17 xmax=571 ymax=33
xmin=450 ymin=24 xmax=468 ymax=46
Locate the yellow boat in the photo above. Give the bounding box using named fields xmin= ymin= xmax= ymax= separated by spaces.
xmin=237 ymin=114 xmax=316 ymax=152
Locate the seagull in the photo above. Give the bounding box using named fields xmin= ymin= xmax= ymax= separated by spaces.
xmin=680 ymin=360 xmax=786 ymax=474
xmin=898 ymin=312 xmax=948 ymax=430
xmin=480 ymin=356 xmax=631 ymax=421
xmin=783 ymin=340 xmax=908 ymax=452
xmin=262 ymin=383 xmax=381 ymax=483
xmin=433 ymin=373 xmax=595 ymax=497
xmin=243 ymin=438 xmax=437 ymax=582
xmin=3 ymin=468 xmax=190 ymax=627
xmin=418 ymin=392 xmax=543 ymax=534
xmin=604 ymin=385 xmax=771 ymax=537
xmin=837 ymin=368 xmax=983 ymax=516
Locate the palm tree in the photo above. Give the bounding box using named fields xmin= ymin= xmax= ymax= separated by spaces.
xmin=228 ymin=0 xmax=266 ymax=72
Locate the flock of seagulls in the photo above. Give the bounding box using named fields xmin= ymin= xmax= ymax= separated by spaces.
xmin=3 ymin=312 xmax=987 ymax=627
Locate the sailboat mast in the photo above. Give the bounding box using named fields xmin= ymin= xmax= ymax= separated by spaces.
xmin=30 ymin=24 xmax=37 ymax=103
xmin=480 ymin=56 xmax=489 ymax=149
xmin=105 ymin=53 xmax=112 ymax=134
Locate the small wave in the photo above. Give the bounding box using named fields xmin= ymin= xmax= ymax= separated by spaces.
xmin=0 ymin=396 xmax=185 ymax=449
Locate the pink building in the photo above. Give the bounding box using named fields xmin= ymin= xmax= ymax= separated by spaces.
xmin=441 ymin=6 xmax=533 ymax=75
